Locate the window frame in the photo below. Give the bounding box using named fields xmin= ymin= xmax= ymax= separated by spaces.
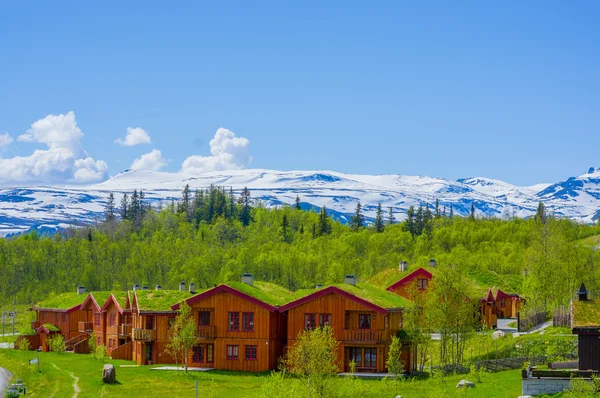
xmin=226 ymin=344 xmax=239 ymax=360
xmin=198 ymin=311 xmax=211 ymax=326
xmin=417 ymin=278 xmax=428 ymax=290
xmin=207 ymin=344 xmax=214 ymax=363
xmin=304 ymin=313 xmax=316 ymax=330
xmin=319 ymin=313 xmax=331 ymax=327
xmin=245 ymin=345 xmax=257 ymax=360
xmin=193 ymin=345 xmax=204 ymax=363
xmin=364 ymin=347 xmax=377 ymax=368
xmin=228 ymin=312 xmax=240 ymax=331
xmin=109 ymin=313 xmax=116 ymax=327
xmin=358 ymin=314 xmax=372 ymax=330
xmin=242 ymin=312 xmax=254 ymax=332
xmin=94 ymin=313 xmax=101 ymax=327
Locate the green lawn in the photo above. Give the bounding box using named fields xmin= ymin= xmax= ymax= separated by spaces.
xmin=0 ymin=349 xmax=537 ymax=398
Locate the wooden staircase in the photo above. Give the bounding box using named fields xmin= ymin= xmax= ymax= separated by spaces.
xmin=66 ymin=334 xmax=89 ymax=353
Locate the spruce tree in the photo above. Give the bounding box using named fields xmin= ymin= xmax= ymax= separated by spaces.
xmin=388 ymin=207 xmax=395 ymax=225
xmin=470 ymin=202 xmax=476 ymax=220
xmin=405 ymin=206 xmax=416 ymax=236
xmin=374 ymin=203 xmax=384 ymax=233
xmin=130 ymin=190 xmax=139 ymax=223
xmin=238 ymin=187 xmax=252 ymax=226
xmin=349 ymin=202 xmax=364 ymax=231
xmin=535 ymin=201 xmax=547 ymax=224
xmin=434 ymin=199 xmax=440 ymax=219
xmin=119 ymin=193 xmax=129 ymax=220
xmin=423 ymin=203 xmax=433 ymax=234
xmin=105 ymin=193 xmax=116 ymax=222
xmin=180 ymin=184 xmax=192 ymax=220
xmin=228 ymin=187 xmax=236 ymax=220
xmin=415 ymin=204 xmax=424 ymax=236
xmin=449 ymin=204 xmax=454 ymax=218
xmin=442 ymin=205 xmax=447 ymax=218
xmin=295 ymin=195 xmax=301 ymax=211
xmin=318 ymin=207 xmax=331 ymax=235
xmin=281 ymin=214 xmax=290 ymax=242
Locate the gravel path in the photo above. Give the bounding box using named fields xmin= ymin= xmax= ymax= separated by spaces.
xmin=0 ymin=367 xmax=13 ymax=396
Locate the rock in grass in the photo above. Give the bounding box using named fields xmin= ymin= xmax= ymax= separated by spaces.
xmin=456 ymin=379 xmax=475 ymax=388
xmin=492 ymin=330 xmax=506 ymax=339
xmin=103 ymin=364 xmax=116 ymax=384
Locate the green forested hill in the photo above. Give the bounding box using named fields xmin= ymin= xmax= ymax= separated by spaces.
xmin=1 ymin=187 xmax=599 ymax=310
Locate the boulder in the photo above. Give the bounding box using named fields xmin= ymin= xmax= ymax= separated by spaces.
xmin=491 ymin=330 xmax=506 ymax=339
xmin=102 ymin=364 xmax=116 ymax=384
xmin=456 ymin=379 xmax=476 ymax=388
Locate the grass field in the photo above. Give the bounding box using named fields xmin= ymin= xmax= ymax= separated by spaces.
xmin=0 ymin=349 xmax=545 ymax=398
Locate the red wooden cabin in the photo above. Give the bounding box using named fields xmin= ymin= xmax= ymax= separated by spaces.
xmin=386 ymin=267 xmax=433 ymax=300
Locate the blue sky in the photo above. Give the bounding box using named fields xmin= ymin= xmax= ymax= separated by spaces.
xmin=0 ymin=1 xmax=598 ymax=185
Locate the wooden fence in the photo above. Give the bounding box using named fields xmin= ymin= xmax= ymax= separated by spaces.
xmin=553 ymin=306 xmax=571 ymax=327
xmin=110 ymin=341 xmax=132 ymax=360
xmin=518 ymin=307 xmax=547 ymax=332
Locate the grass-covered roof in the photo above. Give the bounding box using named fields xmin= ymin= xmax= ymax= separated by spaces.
xmin=572 ymin=298 xmax=600 ymax=328
xmin=42 ymin=323 xmax=60 ymax=331
xmin=135 ymin=290 xmax=199 ymax=312
xmin=226 ymin=281 xmax=296 ymax=306
xmin=35 ymin=292 xmax=88 ymax=310
xmin=292 ymin=282 xmax=411 ymax=309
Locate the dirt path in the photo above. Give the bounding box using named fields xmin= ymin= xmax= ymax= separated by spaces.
xmin=51 ymin=363 xmax=80 ymax=397
xmin=0 ymin=367 xmax=13 ymax=396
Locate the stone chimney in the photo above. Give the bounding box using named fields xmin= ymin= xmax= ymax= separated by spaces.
xmin=77 ymin=286 xmax=86 ymax=295
xmin=578 ymin=283 xmax=589 ymax=301
xmin=132 ymin=284 xmax=140 ymax=291
xmin=429 ymin=259 xmax=437 ymax=268
xmin=399 ymin=261 xmax=408 ymax=272
xmin=155 ymin=285 xmax=162 ymax=291
xmin=242 ymin=273 xmax=254 ymax=286
xmin=315 ymin=284 xmax=323 ymax=290
xmin=189 ymin=283 xmax=196 ymax=294
xmin=179 ymin=281 xmax=186 ymax=292
xmin=344 ymin=274 xmax=356 ymax=286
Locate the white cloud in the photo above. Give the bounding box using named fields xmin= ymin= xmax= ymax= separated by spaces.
xmin=115 ymin=127 xmax=151 ymax=146
xmin=0 ymin=133 xmax=13 ymax=148
xmin=0 ymin=112 xmax=108 ymax=184
xmin=181 ymin=128 xmax=252 ymax=173
xmin=130 ymin=149 xmax=167 ymax=171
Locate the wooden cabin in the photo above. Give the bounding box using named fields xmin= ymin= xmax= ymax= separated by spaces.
xmin=279 ymin=278 xmax=412 ymax=374
xmin=30 ymin=289 xmax=91 ymax=352
xmin=101 ymin=292 xmax=131 ymax=359
xmin=479 ymin=288 xmax=498 ymax=328
xmin=80 ymin=292 xmax=112 ymax=351
xmin=386 ymin=267 xmax=433 ymax=300
xmin=572 ymin=283 xmax=600 ymax=371
xmin=130 ymin=288 xmax=194 ymax=365
xmin=479 ymin=288 xmax=523 ymax=328
xmin=173 ymin=277 xmax=290 ymax=372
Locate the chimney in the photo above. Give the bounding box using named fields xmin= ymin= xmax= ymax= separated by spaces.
xmin=155 ymin=285 xmax=162 ymax=291
xmin=428 ymin=259 xmax=437 ymax=268
xmin=179 ymin=281 xmax=186 ymax=292
xmin=133 ymin=284 xmax=140 ymax=291
xmin=399 ymin=261 xmax=408 ymax=272
xmin=77 ymin=286 xmax=86 ymax=295
xmin=242 ymin=273 xmax=254 ymax=286
xmin=344 ymin=275 xmax=356 ymax=286
xmin=142 ymin=286 xmax=148 ymax=290
xmin=189 ymin=283 xmax=196 ymax=294
xmin=578 ymin=283 xmax=589 ymax=301
xmin=315 ymin=284 xmax=323 ymax=290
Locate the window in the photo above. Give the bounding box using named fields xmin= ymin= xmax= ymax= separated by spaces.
xmin=319 ymin=313 xmax=331 ymax=327
xmin=97 ymin=336 xmax=102 ymax=346
xmin=242 ymin=313 xmax=254 ymax=331
xmin=94 ymin=313 xmax=101 ymax=327
xmin=364 ymin=348 xmax=377 ymax=368
xmin=384 ymin=315 xmax=389 ymax=330
xmin=228 ymin=312 xmax=240 ymax=331
xmin=207 ymin=344 xmax=214 ymax=363
xmin=145 ymin=316 xmax=153 ymax=330
xmin=417 ymin=279 xmax=428 ymax=290
xmin=359 ymin=314 xmax=371 ymax=329
xmin=344 ymin=312 xmax=350 ymax=329
xmin=109 ymin=314 xmax=116 ymax=327
xmin=198 ymin=311 xmax=210 ymax=326
xmin=349 ymin=347 xmax=362 ymax=367
xmin=499 ymin=299 xmax=505 ymax=308
xmin=245 ymin=345 xmax=257 ymax=360
xmin=304 ymin=313 xmax=316 ymax=330
xmin=226 ymin=345 xmax=239 ymax=360
xmin=193 ymin=345 xmax=204 ymax=363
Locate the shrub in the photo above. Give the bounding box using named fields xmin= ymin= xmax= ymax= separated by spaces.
xmin=18 ymin=338 xmax=30 ymax=351
xmin=47 ymin=334 xmax=66 ymax=352
xmin=94 ymin=345 xmax=107 ymax=362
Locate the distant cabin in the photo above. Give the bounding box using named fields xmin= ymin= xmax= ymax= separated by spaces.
xmin=479 ymin=288 xmax=523 ymax=328
xmin=386 ymin=267 xmax=433 ymax=300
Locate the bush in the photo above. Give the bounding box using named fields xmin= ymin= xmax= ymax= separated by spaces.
xmin=88 ymin=331 xmax=97 ymax=355
xmin=93 ymin=345 xmax=106 ymax=362
xmin=18 ymin=338 xmax=30 ymax=351
xmin=47 ymin=334 xmax=66 ymax=352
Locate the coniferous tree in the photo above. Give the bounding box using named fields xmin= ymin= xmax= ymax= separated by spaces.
xmin=318 ymin=207 xmax=331 ymax=236
xmin=415 ymin=204 xmax=424 ymax=236
xmin=405 ymin=206 xmax=416 ymax=236
xmin=228 ymin=187 xmax=236 ymax=220
xmin=449 ymin=204 xmax=454 ymax=218
xmin=435 ymin=199 xmax=440 ymax=219
xmin=130 ymin=190 xmax=139 ymax=223
xmin=470 ymin=202 xmax=476 ymax=221
xmin=535 ymin=201 xmax=547 ymax=224
xmin=388 ymin=207 xmax=396 ymax=225
xmin=119 ymin=193 xmax=129 ymax=220
xmin=238 ymin=187 xmax=252 ymax=226
xmin=295 ymin=195 xmax=301 ymax=211
xmin=423 ymin=203 xmax=433 ymax=234
xmin=105 ymin=193 xmax=116 ymax=222
xmin=442 ymin=205 xmax=447 ymax=218
xmin=281 ymin=214 xmax=290 ymax=242
xmin=180 ymin=184 xmax=192 ymax=220
xmin=349 ymin=202 xmax=364 ymax=231
xmin=374 ymin=203 xmax=385 ymax=233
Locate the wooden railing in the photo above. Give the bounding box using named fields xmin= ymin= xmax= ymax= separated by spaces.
xmin=132 ymin=328 xmax=155 ymax=341
xmin=66 ymin=334 xmax=88 ymax=352
xmin=73 ymin=338 xmax=89 ymax=354
xmin=343 ymin=329 xmax=388 ymax=343
xmin=197 ymin=325 xmax=216 ymax=339
xmin=110 ymin=341 xmax=132 ymax=360
xmin=78 ymin=321 xmax=93 ymax=333
xmin=118 ymin=324 xmax=132 ymax=336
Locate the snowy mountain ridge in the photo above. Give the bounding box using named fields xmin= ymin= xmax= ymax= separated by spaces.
xmin=0 ymin=167 xmax=598 ymax=236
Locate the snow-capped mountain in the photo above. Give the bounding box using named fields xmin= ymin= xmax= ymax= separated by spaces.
xmin=0 ymin=168 xmax=598 ymax=236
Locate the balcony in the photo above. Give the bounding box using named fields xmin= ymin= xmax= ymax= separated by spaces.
xmin=78 ymin=321 xmax=93 ymax=333
xmin=343 ymin=329 xmax=388 ymax=343
xmin=132 ymin=328 xmax=155 ymax=341
xmin=118 ymin=324 xmax=132 ymax=337
xmin=197 ymin=325 xmax=216 ymax=340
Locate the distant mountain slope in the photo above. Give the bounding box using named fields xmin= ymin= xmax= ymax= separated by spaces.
xmin=0 ymin=167 xmax=598 ymax=236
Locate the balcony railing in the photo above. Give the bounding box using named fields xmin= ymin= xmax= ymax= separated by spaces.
xmin=78 ymin=321 xmax=93 ymax=333
xmin=343 ymin=329 xmax=388 ymax=343
xmin=118 ymin=324 xmax=132 ymax=337
xmin=197 ymin=325 xmax=216 ymax=339
xmin=132 ymin=328 xmax=155 ymax=341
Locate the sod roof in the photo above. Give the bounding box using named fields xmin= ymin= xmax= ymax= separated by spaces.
xmin=134 ymin=290 xmax=200 ymax=312
xmin=42 ymin=323 xmax=60 ymax=332
xmin=572 ymin=298 xmax=600 ymax=328
xmin=225 ymin=281 xmax=296 ymax=306
xmin=35 ymin=292 xmax=89 ymax=310
xmin=292 ymin=282 xmax=411 ymax=309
